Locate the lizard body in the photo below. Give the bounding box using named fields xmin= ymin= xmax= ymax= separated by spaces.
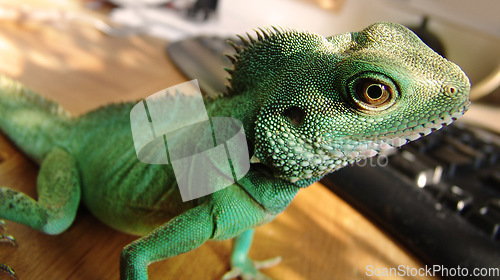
xmin=0 ymin=22 xmax=470 ymax=279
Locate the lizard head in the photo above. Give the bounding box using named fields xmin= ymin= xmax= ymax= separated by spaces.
xmin=227 ymin=22 xmax=470 ymax=184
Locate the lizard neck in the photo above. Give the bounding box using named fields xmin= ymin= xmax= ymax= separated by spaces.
xmin=235 ymin=167 xmax=321 ymax=215
xmin=205 ymin=92 xmax=261 ymax=151
xmin=236 ymin=168 xmax=300 ymax=215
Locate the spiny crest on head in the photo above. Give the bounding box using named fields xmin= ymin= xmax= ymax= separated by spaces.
xmin=223 ymin=26 xmax=288 ymax=96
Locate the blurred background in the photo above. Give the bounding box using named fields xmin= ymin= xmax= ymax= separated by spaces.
xmin=0 ymin=0 xmax=499 ymax=125
xmin=104 ymin=0 xmax=500 ymax=87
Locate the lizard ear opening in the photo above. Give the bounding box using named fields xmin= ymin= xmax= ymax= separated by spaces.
xmin=282 ymin=106 xmax=306 ymax=127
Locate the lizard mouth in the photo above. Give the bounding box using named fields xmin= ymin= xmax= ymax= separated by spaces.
xmin=374 ymin=100 xmax=470 ymax=147
xmin=358 ymin=110 xmax=466 ymax=154
xmin=254 ymin=100 xmax=470 ymax=183
xmin=342 ymin=100 xmax=470 ymax=157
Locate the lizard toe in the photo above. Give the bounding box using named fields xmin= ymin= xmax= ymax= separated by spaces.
xmin=222 ymin=256 xmax=281 ymax=280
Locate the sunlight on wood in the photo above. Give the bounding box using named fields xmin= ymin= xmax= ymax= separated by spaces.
xmin=0 ymin=33 xmax=23 ymax=76
xmin=0 ymin=0 xmax=81 ymax=9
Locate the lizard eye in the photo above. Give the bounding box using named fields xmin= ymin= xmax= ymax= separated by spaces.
xmin=347 ymin=75 xmax=398 ymax=112
xmin=355 ymin=79 xmax=392 ymax=106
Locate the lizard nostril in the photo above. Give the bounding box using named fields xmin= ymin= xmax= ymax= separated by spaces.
xmin=444 ymin=84 xmax=459 ymax=97
xmin=282 ymin=106 xmax=306 ymax=127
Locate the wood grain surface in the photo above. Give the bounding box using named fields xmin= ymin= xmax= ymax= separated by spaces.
xmin=0 ymin=1 xmax=438 ymax=279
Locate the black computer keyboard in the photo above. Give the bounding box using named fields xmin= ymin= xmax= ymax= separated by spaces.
xmin=322 ymin=122 xmax=500 ymax=279
xmin=167 ymin=35 xmax=500 ymax=279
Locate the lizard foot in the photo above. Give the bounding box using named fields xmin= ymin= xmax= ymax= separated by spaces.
xmin=222 ymin=256 xmax=282 ymax=280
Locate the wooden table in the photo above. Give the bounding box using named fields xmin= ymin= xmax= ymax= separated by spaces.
xmin=0 ymin=2 xmax=436 ymax=279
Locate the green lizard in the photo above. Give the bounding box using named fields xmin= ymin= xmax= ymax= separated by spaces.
xmin=0 ymin=22 xmax=470 ymax=279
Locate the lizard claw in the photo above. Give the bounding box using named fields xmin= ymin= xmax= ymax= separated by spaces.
xmin=0 ymin=264 xmax=17 ymax=280
xmin=222 ymin=268 xmax=272 ymax=280
xmin=221 ymin=256 xmax=281 ymax=280
xmin=0 ymin=220 xmax=18 ymax=279
xmin=252 ymin=256 xmax=281 ymax=270
xmin=221 ymin=268 xmax=242 ymax=280
xmin=0 ymin=234 xmax=17 ymax=248
xmin=0 ymin=220 xmax=16 ymax=247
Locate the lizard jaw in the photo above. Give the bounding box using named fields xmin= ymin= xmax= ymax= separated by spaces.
xmin=253 ymin=109 xmax=466 ymax=184
xmin=346 ymin=110 xmax=466 ymax=157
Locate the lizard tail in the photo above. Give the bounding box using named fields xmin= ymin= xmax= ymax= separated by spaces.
xmin=0 ymin=76 xmax=71 ymax=163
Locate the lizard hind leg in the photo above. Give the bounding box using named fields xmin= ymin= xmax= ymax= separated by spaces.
xmin=0 ymin=147 xmax=81 ymax=235
xmin=222 ymin=229 xmax=282 ymax=280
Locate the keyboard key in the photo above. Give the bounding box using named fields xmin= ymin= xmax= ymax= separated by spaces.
xmin=389 ymin=150 xmax=443 ymax=187
xmin=429 ymin=146 xmax=473 ymax=176
xmin=443 ymin=135 xmax=485 ymax=168
xmin=487 ymin=199 xmax=500 ymax=213
xmin=422 ymin=182 xmax=445 ymax=197
xmin=440 ymin=185 xmax=473 ymax=214
xmin=479 ymin=144 xmax=499 ymax=165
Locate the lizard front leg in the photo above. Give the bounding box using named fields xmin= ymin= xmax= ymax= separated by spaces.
xmin=119 ymin=189 xmax=281 ymax=280
xmin=120 ymin=203 xmax=215 ymax=280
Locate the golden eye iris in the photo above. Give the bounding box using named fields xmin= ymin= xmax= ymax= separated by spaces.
xmin=355 ymin=78 xmax=393 ymax=108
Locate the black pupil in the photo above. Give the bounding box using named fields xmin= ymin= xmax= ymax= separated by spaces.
xmin=366 ymin=84 xmax=384 ymax=100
